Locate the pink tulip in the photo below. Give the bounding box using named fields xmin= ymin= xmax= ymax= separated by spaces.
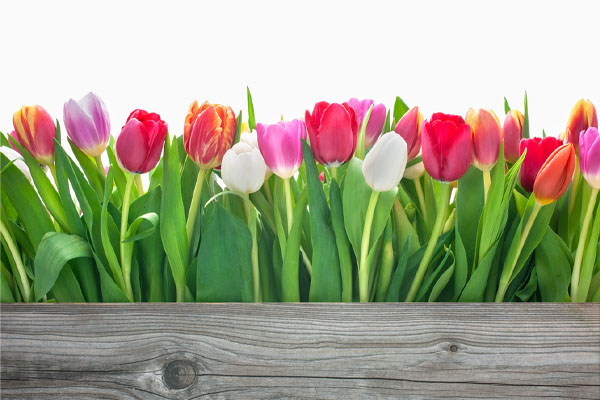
xmin=394 ymin=106 xmax=423 ymax=160
xmin=466 ymin=108 xmax=503 ymax=171
xmin=579 ymin=127 xmax=600 ymax=189
xmin=503 ymin=110 xmax=524 ymax=163
xmin=256 ymin=119 xmax=306 ymax=180
xmin=347 ymin=98 xmax=386 ymax=149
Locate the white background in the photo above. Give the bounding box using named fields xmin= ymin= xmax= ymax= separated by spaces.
xmin=2 ymin=0 xmax=599 ymax=140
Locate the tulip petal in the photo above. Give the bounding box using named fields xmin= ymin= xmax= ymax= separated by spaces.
xmin=318 ymin=103 xmax=355 ymax=166
xmin=64 ymin=99 xmax=101 ymax=152
xmin=80 ymin=92 xmax=111 ymax=143
xmin=116 ymin=119 xmax=149 ymax=173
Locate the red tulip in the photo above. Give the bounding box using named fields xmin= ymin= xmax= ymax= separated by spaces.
xmin=394 ymin=106 xmax=423 ymax=160
xmin=115 ymin=109 xmax=168 ymax=174
xmin=503 ymin=110 xmax=524 ymax=163
xmin=533 ymin=143 xmax=576 ymax=205
xmin=421 ymin=113 xmax=471 ymax=182
xmin=519 ymin=137 xmax=562 ymax=192
xmin=566 ymin=99 xmax=597 ymax=152
xmin=305 ymin=101 xmax=358 ymax=166
xmin=11 ymin=105 xmax=56 ymax=165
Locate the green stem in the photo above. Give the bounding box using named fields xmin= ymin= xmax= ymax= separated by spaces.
xmin=94 ymin=155 xmax=105 ymax=176
xmin=359 ymin=190 xmax=380 ymax=302
xmin=355 ymin=105 xmax=374 ymax=159
xmin=134 ymin=174 xmax=144 ymax=197
xmin=263 ymin=180 xmax=273 ymax=205
xmin=568 ymin=162 xmax=580 ymax=216
xmin=405 ymin=182 xmax=450 ymax=302
xmin=483 ymin=169 xmax=491 ymax=204
xmin=0 ymin=220 xmax=31 ymax=302
xmin=186 ymin=168 xmax=207 ymax=245
xmin=120 ymin=173 xmax=136 ymax=302
xmin=571 ymin=187 xmax=598 ymax=302
xmin=413 ymin=177 xmax=427 ymax=225
xmin=495 ymin=201 xmax=542 ymax=302
xmin=330 ymin=166 xmax=338 ymax=181
xmin=48 ymin=163 xmax=59 ymax=187
xmin=243 ymin=196 xmax=261 ymax=302
xmin=283 ymin=178 xmax=293 ymax=235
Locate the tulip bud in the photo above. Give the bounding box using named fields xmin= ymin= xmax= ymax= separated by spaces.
xmin=256 ymin=120 xmax=306 ymax=180
xmin=466 ymin=108 xmax=502 ymax=171
xmin=566 ymin=99 xmax=598 ymax=152
xmin=184 ymin=101 xmax=236 ymax=169
xmin=579 ymin=127 xmax=600 ymax=189
xmin=12 ymin=105 xmax=56 ymax=165
xmin=362 ymin=133 xmax=408 ymax=192
xmin=421 ymin=113 xmax=471 ymax=182
xmin=115 ymin=109 xmax=168 ymax=174
xmin=533 ymin=143 xmax=576 ymax=205
xmin=63 ymin=92 xmax=111 ymax=157
xmin=221 ymin=142 xmax=267 ymax=194
xmin=519 ymin=137 xmax=562 ymax=192
xmin=347 ymin=98 xmax=386 ymax=149
xmin=403 ymin=161 xmax=425 ymax=179
xmin=240 ymin=131 xmax=259 ymax=149
xmin=305 ymin=101 xmax=358 ymax=166
xmin=394 ymin=106 xmax=424 ymax=160
xmin=503 ymin=110 xmax=524 ymax=163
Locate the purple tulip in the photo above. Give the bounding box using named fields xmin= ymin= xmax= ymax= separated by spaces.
xmin=580 ymin=127 xmax=600 ymax=189
xmin=347 ymin=98 xmax=386 ymax=149
xmin=63 ymin=92 xmax=111 ymax=157
xmin=256 ymin=119 xmax=306 ymax=179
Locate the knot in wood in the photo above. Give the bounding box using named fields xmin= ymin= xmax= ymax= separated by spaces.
xmin=164 ymin=360 xmax=196 ymax=390
xmin=449 ymin=344 xmax=458 ymax=353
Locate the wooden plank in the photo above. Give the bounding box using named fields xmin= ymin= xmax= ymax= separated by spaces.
xmin=1 ymin=303 xmax=599 ymax=399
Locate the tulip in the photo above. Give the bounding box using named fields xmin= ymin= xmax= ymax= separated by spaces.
xmin=362 ymin=133 xmax=407 ymax=192
xmin=257 ymin=120 xmax=306 ymax=180
xmin=184 ymin=100 xmax=236 ymax=169
xmin=221 ymin=142 xmax=267 ymax=194
xmin=518 ymin=136 xmax=562 ymax=193
xmin=421 ymin=113 xmax=471 ymax=182
xmin=63 ymin=92 xmax=111 ymax=159
xmin=403 ymin=161 xmax=424 ymax=179
xmin=305 ymin=101 xmax=358 ymax=168
xmin=579 ymin=127 xmax=600 ymax=189
xmin=503 ymin=110 xmax=524 ymax=163
xmin=347 ymin=98 xmax=386 ymax=149
xmin=12 ymin=105 xmax=56 ymax=165
xmin=466 ymin=108 xmax=502 ymax=171
xmin=566 ymin=99 xmax=597 ymax=152
xmin=395 ymin=106 xmax=424 ymax=160
xmin=533 ymin=143 xmax=576 ymax=205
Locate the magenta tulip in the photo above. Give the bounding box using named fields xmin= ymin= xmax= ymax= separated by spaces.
xmin=256 ymin=119 xmax=306 ymax=179
xmin=579 ymin=127 xmax=600 ymax=189
xmin=63 ymin=92 xmax=111 ymax=157
xmin=347 ymin=98 xmax=386 ymax=149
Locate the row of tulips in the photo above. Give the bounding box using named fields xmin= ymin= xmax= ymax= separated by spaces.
xmin=1 ymin=91 xmax=598 ymax=303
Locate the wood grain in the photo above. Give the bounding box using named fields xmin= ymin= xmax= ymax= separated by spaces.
xmin=1 ymin=303 xmax=599 ymax=399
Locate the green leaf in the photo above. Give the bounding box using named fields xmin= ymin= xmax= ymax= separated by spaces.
xmin=515 ymin=267 xmax=537 ymax=302
xmin=123 ymin=213 xmax=158 ymax=243
xmin=247 ymin=86 xmax=256 ymax=131
xmin=504 ymin=97 xmax=510 ymax=114
xmin=392 ymin=96 xmax=409 ymax=127
xmin=68 ymin=138 xmax=104 ymax=198
xmin=576 ymin=194 xmax=600 ymax=302
xmin=281 ymin=189 xmax=308 ymax=302
xmin=535 ymin=229 xmax=572 ymax=302
xmin=385 ymin=236 xmax=412 ymax=301
xmin=100 ymin=168 xmax=126 ymax=291
xmin=383 ymin=109 xmax=391 ymax=134
xmin=234 ymin=110 xmax=243 ymax=144
xmin=522 ymin=91 xmax=530 ymax=138
xmin=330 ymin=179 xmax=353 ymax=302
xmin=91 ymin=252 xmax=130 ymax=302
xmin=456 ymin=166 xmax=484 ymax=268
xmin=1 ymin=270 xmax=15 ymax=302
xmin=429 ymin=249 xmax=456 ymax=302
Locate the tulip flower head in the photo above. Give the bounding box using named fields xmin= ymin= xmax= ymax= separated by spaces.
xmin=11 ymin=105 xmax=56 ymax=165
xmin=256 ymin=119 xmax=306 ymax=180
xmin=115 ymin=109 xmax=168 ymax=174
xmin=466 ymin=108 xmax=503 ymax=171
xmin=347 ymin=98 xmax=386 ymax=149
xmin=184 ymin=101 xmax=236 ymax=169
xmin=362 ymin=133 xmax=408 ymax=192
xmin=519 ymin=136 xmax=562 ymax=193
xmin=421 ymin=113 xmax=471 ymax=182
xmin=63 ymin=92 xmax=111 ymax=157
xmin=394 ymin=106 xmax=424 ymax=160
xmin=533 ymin=143 xmax=576 ymax=205
xmin=305 ymin=101 xmax=358 ymax=166
xmin=503 ymin=110 xmax=524 ymax=163
xmin=221 ymin=142 xmax=267 ymax=194
xmin=579 ymin=127 xmax=600 ymax=189
xmin=566 ymin=99 xmax=598 ymax=152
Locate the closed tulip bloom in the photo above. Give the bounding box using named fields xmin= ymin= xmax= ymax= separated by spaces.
xmin=115 ymin=109 xmax=168 ymax=174
xmin=579 ymin=127 xmax=600 ymax=189
xmin=184 ymin=101 xmax=236 ymax=169
xmin=256 ymin=119 xmax=306 ymax=180
xmin=347 ymin=98 xmax=386 ymax=149
xmin=12 ymin=105 xmax=56 ymax=165
xmin=566 ymin=99 xmax=598 ymax=152
xmin=394 ymin=106 xmax=424 ymax=160
xmin=466 ymin=108 xmax=503 ymax=171
xmin=503 ymin=110 xmax=524 ymax=163
xmin=533 ymin=143 xmax=576 ymax=205
xmin=305 ymin=101 xmax=358 ymax=166
xmin=63 ymin=92 xmax=111 ymax=157
xmin=519 ymin=137 xmax=562 ymax=192
xmin=421 ymin=113 xmax=471 ymax=182
xmin=362 ymin=133 xmax=408 ymax=192
xmin=221 ymin=142 xmax=267 ymax=194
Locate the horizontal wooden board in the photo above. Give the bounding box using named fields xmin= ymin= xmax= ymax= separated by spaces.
xmin=1 ymin=303 xmax=599 ymax=399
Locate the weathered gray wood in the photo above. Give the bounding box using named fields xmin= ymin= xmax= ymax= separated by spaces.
xmin=1 ymin=303 xmax=599 ymax=399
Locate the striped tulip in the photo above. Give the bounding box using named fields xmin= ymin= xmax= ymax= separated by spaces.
xmin=533 ymin=143 xmax=576 ymax=205
xmin=566 ymin=99 xmax=597 ymax=152
xmin=579 ymin=127 xmax=600 ymax=189
xmin=63 ymin=92 xmax=111 ymax=157
xmin=503 ymin=110 xmax=524 ymax=163
xmin=256 ymin=119 xmax=306 ymax=180
xmin=11 ymin=105 xmax=56 ymax=165
xmin=466 ymin=108 xmax=502 ymax=171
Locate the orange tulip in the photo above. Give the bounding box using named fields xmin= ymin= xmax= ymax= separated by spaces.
xmin=466 ymin=108 xmax=502 ymax=171
xmin=566 ymin=99 xmax=597 ymax=152
xmin=11 ymin=105 xmax=56 ymax=165
xmin=533 ymin=143 xmax=576 ymax=205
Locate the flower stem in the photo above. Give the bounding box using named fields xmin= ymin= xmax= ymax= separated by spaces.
xmin=405 ymin=182 xmax=450 ymax=302
xmin=0 ymin=220 xmax=31 ymax=302
xmin=413 ymin=177 xmax=427 ymax=225
xmin=571 ymin=187 xmax=598 ymax=302
xmin=186 ymin=168 xmax=207 ymax=245
xmin=283 ymin=178 xmax=293 ymax=235
xmin=355 ymin=105 xmax=374 ymax=159
xmin=243 ymin=196 xmax=261 ymax=302
xmin=134 ymin=174 xmax=144 ymax=197
xmin=495 ymin=201 xmax=542 ymax=302
xmin=330 ymin=166 xmax=338 ymax=181
xmin=359 ymin=190 xmax=380 ymax=302
xmin=120 ymin=173 xmax=136 ymax=302
xmin=483 ymin=169 xmax=491 ymax=203
xmin=568 ymin=161 xmax=580 ymax=216
xmin=94 ymin=155 xmax=105 ymax=176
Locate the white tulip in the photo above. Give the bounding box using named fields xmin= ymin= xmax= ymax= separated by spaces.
xmin=362 ymin=132 xmax=407 ymax=192
xmin=221 ymin=142 xmax=267 ymax=194
xmin=239 ymin=131 xmax=259 ymax=149
xmin=403 ymin=161 xmax=425 ymax=179
xmin=1 ymin=147 xmax=32 ymax=182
